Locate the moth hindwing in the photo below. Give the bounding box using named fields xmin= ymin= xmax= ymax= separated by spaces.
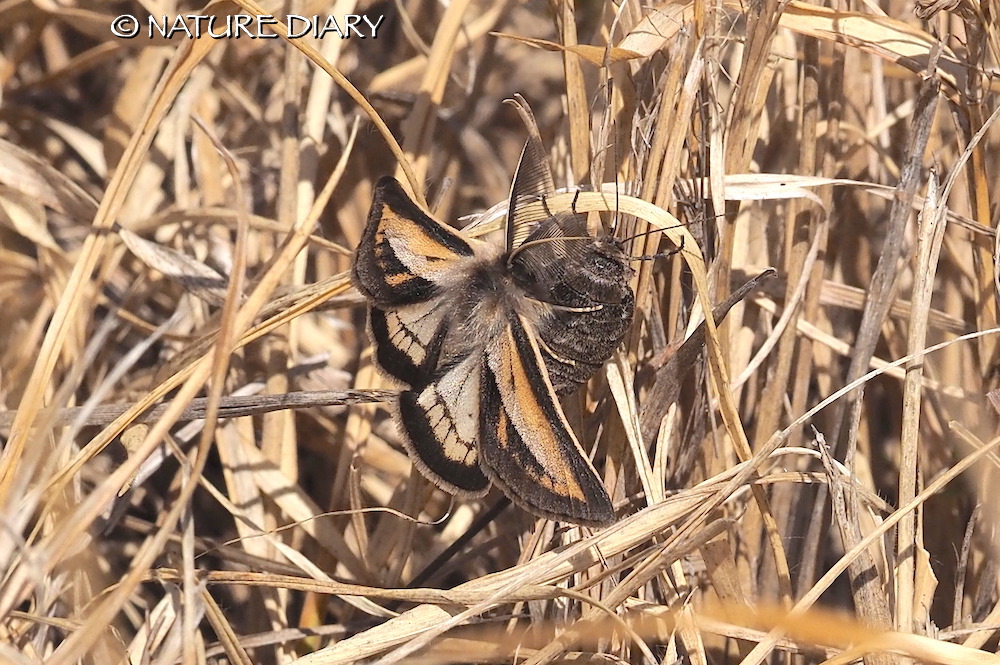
xmin=351 ymin=109 xmax=635 ymax=526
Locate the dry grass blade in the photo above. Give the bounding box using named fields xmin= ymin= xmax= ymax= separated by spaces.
xmin=0 ymin=3 xmax=226 ymax=504
xmin=0 ymin=137 xmax=99 ymax=219
xmin=896 ymin=170 xmax=947 ymax=634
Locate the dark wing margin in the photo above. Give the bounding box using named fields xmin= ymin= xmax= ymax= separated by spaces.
xmin=352 ymin=176 xmax=474 ymax=306
xmin=353 ymin=176 xmax=475 ymax=387
xmin=397 ymin=354 xmax=490 ymax=497
xmin=367 ymin=300 xmax=449 ymax=387
xmin=479 ymin=314 xmax=615 ymax=526
xmin=352 ymin=177 xmax=488 ymax=494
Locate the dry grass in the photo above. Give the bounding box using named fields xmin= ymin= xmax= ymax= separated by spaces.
xmin=2 ymin=0 xmax=1000 ymax=663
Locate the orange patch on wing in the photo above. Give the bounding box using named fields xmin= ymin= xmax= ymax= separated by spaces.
xmin=381 ymin=207 xmax=463 ymax=261
xmin=384 ymin=272 xmax=417 ymax=287
xmin=495 ymin=326 xmax=586 ymax=502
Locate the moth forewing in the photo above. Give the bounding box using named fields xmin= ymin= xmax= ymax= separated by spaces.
xmin=352 ymin=177 xmax=491 ymax=498
xmin=352 ymin=176 xmax=474 ymax=307
xmin=479 ymin=315 xmax=615 ymax=526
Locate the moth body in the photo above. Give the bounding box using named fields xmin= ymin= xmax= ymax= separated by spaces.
xmin=440 ymin=251 xmax=548 ymax=362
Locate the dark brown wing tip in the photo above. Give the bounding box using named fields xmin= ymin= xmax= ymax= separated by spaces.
xmin=594 ymin=502 xmax=617 ymax=526
xmin=482 ymin=465 xmax=617 ymax=527
xmin=573 ymin=493 xmax=616 ymax=527
xmin=373 ymin=175 xmax=408 ymax=203
xmin=526 ymin=494 xmax=616 ymax=528
xmin=371 ymin=176 xmax=442 ymax=230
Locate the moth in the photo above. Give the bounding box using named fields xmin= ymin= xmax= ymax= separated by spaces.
xmin=352 ymin=99 xmax=634 ymax=526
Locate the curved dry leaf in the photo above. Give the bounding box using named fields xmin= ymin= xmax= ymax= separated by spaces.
xmin=618 ymin=0 xmax=963 ymax=91
xmin=0 ymin=137 xmax=98 ymax=221
xmin=118 ymin=227 xmax=231 ymax=306
xmin=699 ymin=173 xmax=871 ymax=205
xmin=0 ymin=186 xmax=60 ymax=251
xmin=914 ymin=0 xmax=970 ymax=19
xmin=292 ymin=494 xmax=721 ymax=664
xmin=779 ymin=0 xmax=964 ymax=91
xmin=677 ymin=605 xmax=709 ymax=665
xmin=41 ymin=116 xmax=108 ymax=179
xmin=491 ymin=32 xmax=643 ymax=65
xmin=913 ymin=545 xmax=937 ymax=623
xmin=618 ymin=2 xmax=694 ymax=57
xmin=607 ymin=354 xmax=658 ymax=504
xmin=125 ymin=593 xmax=184 ymax=665
xmin=667 ymin=173 xmax=904 ymax=207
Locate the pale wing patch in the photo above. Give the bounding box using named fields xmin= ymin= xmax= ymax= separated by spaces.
xmin=381 ymin=220 xmax=465 ymax=279
xmin=380 ymin=300 xmax=443 ymax=369
xmin=414 ymin=354 xmax=481 ymax=466
xmin=399 ymin=353 xmax=489 ymax=496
